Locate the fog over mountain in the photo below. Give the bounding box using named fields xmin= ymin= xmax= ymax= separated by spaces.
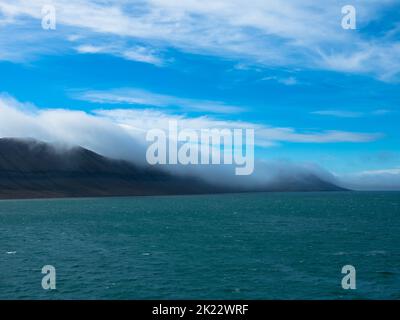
xmin=0 ymin=94 xmax=398 ymax=194
xmin=0 ymin=137 xmax=221 ymax=199
xmin=0 ymin=138 xmax=345 ymax=199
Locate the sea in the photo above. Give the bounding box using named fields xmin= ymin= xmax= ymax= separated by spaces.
xmin=0 ymin=192 xmax=399 ymax=300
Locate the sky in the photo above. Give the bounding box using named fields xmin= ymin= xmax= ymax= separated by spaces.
xmin=0 ymin=0 xmax=400 ymax=190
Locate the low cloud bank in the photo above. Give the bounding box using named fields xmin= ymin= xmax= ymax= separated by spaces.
xmin=339 ymin=169 xmax=400 ymax=191
xmin=0 ymin=94 xmax=398 ymax=190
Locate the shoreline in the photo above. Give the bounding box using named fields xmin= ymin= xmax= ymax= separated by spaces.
xmin=12 ymin=190 xmax=400 ymax=202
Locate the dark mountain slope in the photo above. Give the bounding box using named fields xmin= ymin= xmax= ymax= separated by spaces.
xmin=0 ymin=138 xmax=226 ymax=199
xmin=0 ymin=138 xmax=345 ymax=199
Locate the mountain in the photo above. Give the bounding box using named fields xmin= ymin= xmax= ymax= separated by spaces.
xmin=0 ymin=138 xmax=345 ymax=199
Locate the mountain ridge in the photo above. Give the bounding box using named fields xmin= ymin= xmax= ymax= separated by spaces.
xmin=0 ymin=138 xmax=347 ymax=199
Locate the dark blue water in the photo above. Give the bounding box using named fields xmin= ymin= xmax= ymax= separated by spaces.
xmin=0 ymin=192 xmax=399 ymax=299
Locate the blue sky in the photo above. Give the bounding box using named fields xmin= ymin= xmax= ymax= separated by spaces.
xmin=0 ymin=0 xmax=400 ymax=188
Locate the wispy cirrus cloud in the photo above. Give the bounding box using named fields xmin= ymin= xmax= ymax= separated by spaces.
xmin=1 ymin=0 xmax=400 ymax=80
xmin=0 ymin=93 xmax=381 ymax=154
xmin=359 ymin=168 xmax=400 ymax=175
xmin=75 ymin=44 xmax=164 ymax=66
xmin=312 ymin=109 xmax=392 ymax=118
xmin=311 ymin=110 xmax=364 ymax=118
xmin=95 ymin=108 xmax=382 ymax=146
xmin=73 ymin=88 xmax=245 ymax=114
xmin=261 ymin=76 xmax=298 ymax=86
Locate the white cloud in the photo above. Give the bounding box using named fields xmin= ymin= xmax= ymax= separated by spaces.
xmin=95 ymin=108 xmax=381 ymax=145
xmin=339 ymin=168 xmax=400 ymax=190
xmin=75 ymin=44 xmax=163 ymax=65
xmin=312 ymin=109 xmax=392 ymax=118
xmin=261 ymin=76 xmax=298 ymax=86
xmin=0 ymin=94 xmax=381 ymax=158
xmin=312 ymin=110 xmax=364 ymax=118
xmin=359 ymin=168 xmax=400 ymax=175
xmin=1 ymin=0 xmax=399 ymax=80
xmin=0 ymin=93 xmax=148 ymax=164
xmin=74 ymin=88 xmax=245 ymax=114
xmin=317 ymin=42 xmax=400 ymax=81
xmin=75 ymin=45 xmax=103 ymax=54
xmin=0 ymin=94 xmax=392 ymax=189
